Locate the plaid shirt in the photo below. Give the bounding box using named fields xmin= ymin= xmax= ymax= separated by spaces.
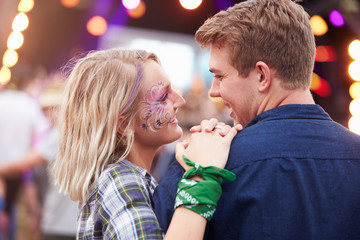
xmin=77 ymin=160 xmax=164 ymax=239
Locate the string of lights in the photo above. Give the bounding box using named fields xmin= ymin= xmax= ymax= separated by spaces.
xmin=309 ymin=7 xmax=360 ymax=134
xmin=348 ymin=40 xmax=360 ymax=134
xmin=0 ymin=0 xmax=33 ymax=85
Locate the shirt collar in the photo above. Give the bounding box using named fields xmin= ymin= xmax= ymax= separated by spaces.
xmin=120 ymin=159 xmax=148 ymax=177
xmin=246 ymin=104 xmax=332 ymax=128
xmin=119 ymin=159 xmax=158 ymax=186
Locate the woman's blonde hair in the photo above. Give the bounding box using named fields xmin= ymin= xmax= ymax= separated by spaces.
xmin=52 ymin=48 xmax=159 ymax=202
xmin=195 ymin=0 xmax=315 ymax=89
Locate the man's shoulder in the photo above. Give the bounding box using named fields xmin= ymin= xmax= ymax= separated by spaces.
xmin=227 ymin=113 xmax=360 ymax=169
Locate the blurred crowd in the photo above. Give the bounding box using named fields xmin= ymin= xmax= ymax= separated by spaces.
xmin=0 ymin=65 xmax=230 ymax=240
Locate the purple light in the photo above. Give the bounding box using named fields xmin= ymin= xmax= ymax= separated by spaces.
xmin=214 ymin=0 xmax=233 ymax=11
xmin=329 ymin=9 xmax=345 ymax=27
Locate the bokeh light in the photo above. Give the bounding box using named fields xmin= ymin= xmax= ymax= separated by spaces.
xmin=349 ymin=40 xmax=360 ymax=61
xmin=18 ymin=0 xmax=34 ymax=13
xmin=310 ymin=73 xmax=321 ymax=90
xmin=86 ymin=15 xmax=108 ymax=37
xmin=7 ymin=31 xmax=24 ymax=50
xmin=122 ymin=0 xmax=141 ymax=10
xmin=310 ymin=73 xmax=331 ymax=97
xmin=310 ymin=15 xmax=328 ymax=36
xmin=60 ymin=0 xmax=81 ymax=8
xmin=2 ymin=49 xmax=19 ymax=68
xmin=315 ymin=46 xmax=337 ymax=62
xmin=179 ymin=0 xmax=202 ymax=10
xmin=209 ymin=96 xmax=222 ymax=103
xmin=349 ymin=82 xmax=360 ymax=99
xmin=350 ymin=99 xmax=360 ymax=117
xmin=127 ymin=1 xmax=146 ymax=19
xmin=12 ymin=12 xmax=29 ymax=32
xmin=329 ymin=9 xmax=345 ymax=27
xmin=0 ymin=66 xmax=11 ymax=85
xmin=348 ymin=61 xmax=360 ymax=81
xmin=348 ymin=116 xmax=360 ymax=135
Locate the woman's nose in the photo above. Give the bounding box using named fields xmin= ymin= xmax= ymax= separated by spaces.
xmin=173 ymin=91 xmax=185 ymax=109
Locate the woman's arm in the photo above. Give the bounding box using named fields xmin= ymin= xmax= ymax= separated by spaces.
xmin=0 ymin=150 xmax=46 ymax=178
xmin=165 ymin=207 xmax=207 ymax=240
xmin=164 ymin=119 xmax=242 ymax=239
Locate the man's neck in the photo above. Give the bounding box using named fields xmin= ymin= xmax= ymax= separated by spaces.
xmin=278 ymin=88 xmax=315 ymax=106
xmin=258 ymin=86 xmax=315 ymax=115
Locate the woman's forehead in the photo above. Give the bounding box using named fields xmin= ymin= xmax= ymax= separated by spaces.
xmin=141 ymin=60 xmax=170 ymax=89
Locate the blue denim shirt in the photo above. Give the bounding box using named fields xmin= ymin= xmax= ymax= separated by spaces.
xmin=153 ymin=104 xmax=360 ymax=240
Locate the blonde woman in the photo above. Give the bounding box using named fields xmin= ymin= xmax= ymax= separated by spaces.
xmin=52 ymin=48 xmax=241 ymax=239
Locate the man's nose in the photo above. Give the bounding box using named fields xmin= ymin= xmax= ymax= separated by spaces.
xmin=209 ymin=80 xmax=220 ymax=98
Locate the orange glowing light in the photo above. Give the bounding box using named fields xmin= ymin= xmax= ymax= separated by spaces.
xmin=349 ymin=39 xmax=360 ymax=61
xmin=122 ymin=0 xmax=141 ymax=10
xmin=12 ymin=12 xmax=29 ymax=32
xmin=310 ymin=73 xmax=321 ymax=90
xmin=208 ymin=90 xmax=222 ymax=103
xmin=348 ymin=116 xmax=360 ymax=135
xmin=18 ymin=0 xmax=34 ymax=13
xmin=86 ymin=16 xmax=107 ymax=37
xmin=350 ymin=99 xmax=360 ymax=117
xmin=310 ymin=73 xmax=331 ymax=97
xmin=7 ymin=31 xmax=24 ymax=50
xmin=179 ymin=0 xmax=202 ymax=10
xmin=315 ymin=46 xmax=337 ymax=62
xmin=310 ymin=15 xmax=328 ymax=36
xmin=0 ymin=66 xmax=11 ymax=85
xmin=2 ymin=49 xmax=19 ymax=68
xmin=349 ymin=82 xmax=360 ymax=99
xmin=348 ymin=61 xmax=360 ymax=81
xmin=61 ymin=0 xmax=80 ymax=8
xmin=127 ymin=1 xmax=146 ymax=19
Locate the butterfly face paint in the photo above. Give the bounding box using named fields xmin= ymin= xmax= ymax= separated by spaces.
xmin=139 ymin=81 xmax=173 ymax=132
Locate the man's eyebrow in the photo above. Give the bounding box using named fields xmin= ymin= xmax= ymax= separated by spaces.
xmin=209 ymin=68 xmax=220 ymax=73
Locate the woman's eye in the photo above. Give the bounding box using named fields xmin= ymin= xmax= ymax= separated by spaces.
xmin=214 ymin=75 xmax=222 ymax=79
xmin=159 ymin=93 xmax=168 ymax=102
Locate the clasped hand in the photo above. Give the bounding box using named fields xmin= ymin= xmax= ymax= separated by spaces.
xmin=176 ymin=118 xmax=243 ymax=170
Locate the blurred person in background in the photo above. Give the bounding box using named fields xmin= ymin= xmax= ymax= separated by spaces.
xmin=0 ymin=67 xmax=49 ymax=240
xmin=0 ymin=82 xmax=78 ymax=240
xmin=0 ymin=177 xmax=5 ymax=240
xmin=153 ymin=0 xmax=360 ymax=239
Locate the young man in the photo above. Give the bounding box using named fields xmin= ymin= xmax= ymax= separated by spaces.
xmin=153 ymin=0 xmax=360 ymax=239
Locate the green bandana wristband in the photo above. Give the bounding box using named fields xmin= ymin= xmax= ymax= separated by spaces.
xmin=174 ymin=155 xmax=236 ymax=221
xmin=181 ymin=155 xmax=236 ymax=182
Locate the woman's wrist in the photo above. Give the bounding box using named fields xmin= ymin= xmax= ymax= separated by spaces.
xmin=174 ymin=155 xmax=236 ymax=221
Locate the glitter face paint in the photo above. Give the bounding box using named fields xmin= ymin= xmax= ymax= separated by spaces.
xmin=139 ymin=81 xmax=173 ymax=132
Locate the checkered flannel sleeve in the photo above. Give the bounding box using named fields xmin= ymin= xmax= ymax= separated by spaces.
xmin=77 ymin=164 xmax=163 ymax=239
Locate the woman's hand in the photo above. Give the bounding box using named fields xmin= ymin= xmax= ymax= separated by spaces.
xmin=189 ymin=118 xmax=243 ymax=136
xmin=176 ymin=118 xmax=243 ymax=170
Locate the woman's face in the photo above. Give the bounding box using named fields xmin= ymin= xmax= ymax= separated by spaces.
xmin=133 ymin=60 xmax=185 ymax=147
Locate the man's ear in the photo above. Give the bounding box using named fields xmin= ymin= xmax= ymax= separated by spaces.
xmin=255 ymin=61 xmax=272 ymax=93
